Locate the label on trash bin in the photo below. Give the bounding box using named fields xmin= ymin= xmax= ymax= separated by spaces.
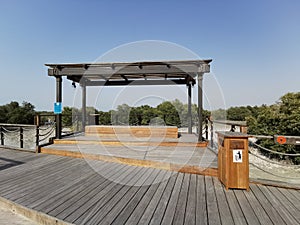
xmin=233 ymin=150 xmax=243 ymax=163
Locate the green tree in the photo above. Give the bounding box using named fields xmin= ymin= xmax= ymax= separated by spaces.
xmin=98 ymin=111 xmax=111 ymax=125
xmin=62 ymin=107 xmax=73 ymax=127
xmin=129 ymin=107 xmax=142 ymax=125
xmin=227 ymin=106 xmax=252 ymax=121
xmin=211 ymin=108 xmax=226 ymax=120
xmin=111 ymin=104 xmax=131 ymax=125
xmin=139 ymin=105 xmax=158 ymax=125
xmin=246 ymin=92 xmax=300 ymax=164
xmin=0 ymin=101 xmax=36 ymax=124
xmin=157 ymin=101 xmax=181 ymax=126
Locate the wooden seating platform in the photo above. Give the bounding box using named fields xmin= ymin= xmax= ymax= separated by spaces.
xmin=85 ymin=125 xmax=179 ymax=139
xmin=0 ymin=148 xmax=299 ymax=225
xmin=40 ymin=133 xmax=216 ymax=177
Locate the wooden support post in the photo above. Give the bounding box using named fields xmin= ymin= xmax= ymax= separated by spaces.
xmin=197 ymin=73 xmax=204 ymax=142
xmin=81 ymin=81 xmax=87 ymax=132
xmin=187 ymin=83 xmax=192 ymax=134
xmin=55 ymin=76 xmax=62 ymax=139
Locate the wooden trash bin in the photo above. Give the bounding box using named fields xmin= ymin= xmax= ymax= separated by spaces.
xmin=217 ymin=132 xmax=249 ymax=191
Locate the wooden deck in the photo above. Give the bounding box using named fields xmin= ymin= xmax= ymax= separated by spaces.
xmin=0 ymin=148 xmax=300 ymax=225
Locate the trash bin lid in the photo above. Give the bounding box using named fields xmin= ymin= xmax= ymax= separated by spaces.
xmin=216 ymin=131 xmax=249 ymax=138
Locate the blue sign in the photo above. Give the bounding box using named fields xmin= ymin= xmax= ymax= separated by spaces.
xmin=54 ymin=102 xmax=62 ymax=114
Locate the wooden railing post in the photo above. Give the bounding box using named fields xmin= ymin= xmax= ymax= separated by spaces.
xmin=20 ymin=127 xmax=24 ymax=148
xmin=0 ymin=126 xmax=4 ymax=145
xmin=205 ymin=117 xmax=209 ymax=140
xmin=210 ymin=120 xmax=214 ymax=148
xmin=35 ymin=115 xmax=40 ymax=153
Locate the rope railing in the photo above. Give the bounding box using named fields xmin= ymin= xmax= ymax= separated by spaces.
xmin=249 ymin=162 xmax=300 ymax=180
xmin=249 ymin=149 xmax=300 ymax=168
xmin=38 ymin=129 xmax=56 ymax=143
xmin=0 ymin=124 xmax=36 ymax=149
xmin=1 ymin=127 xmax=20 ymax=133
xmin=38 ymin=125 xmax=55 ymax=137
xmin=250 ymin=141 xmax=300 ymax=156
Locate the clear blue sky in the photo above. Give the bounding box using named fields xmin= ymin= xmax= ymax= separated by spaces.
xmin=0 ymin=0 xmax=299 ymax=111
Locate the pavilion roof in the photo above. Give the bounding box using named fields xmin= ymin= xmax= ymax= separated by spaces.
xmin=45 ymin=59 xmax=212 ymax=86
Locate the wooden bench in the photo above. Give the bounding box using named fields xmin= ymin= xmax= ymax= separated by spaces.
xmin=85 ymin=125 xmax=178 ymax=139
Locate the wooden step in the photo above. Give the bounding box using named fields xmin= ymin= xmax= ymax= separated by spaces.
xmin=53 ymin=139 xmax=209 ymax=147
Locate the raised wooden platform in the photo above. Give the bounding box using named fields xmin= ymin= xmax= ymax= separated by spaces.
xmin=85 ymin=125 xmax=178 ymax=139
xmin=40 ymin=147 xmax=218 ymax=177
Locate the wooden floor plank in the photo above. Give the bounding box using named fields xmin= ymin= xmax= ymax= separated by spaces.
xmin=47 ymin=162 xmax=129 ymax=217
xmin=156 ymin=173 xmax=184 ymax=225
xmin=250 ymin=184 xmax=286 ymax=225
xmin=112 ymin=170 xmax=166 ymax=225
xmin=148 ymin=172 xmax=177 ymax=225
xmin=0 ymin=155 xmax=70 ymax=186
xmin=172 ymin=173 xmax=190 ymax=225
xmin=113 ymin=169 xmax=165 ymax=225
xmin=277 ymin=188 xmax=300 ymax=211
xmin=62 ymin=164 xmax=131 ymax=223
xmin=0 ymin=155 xmax=67 ymax=185
xmin=224 ymin=188 xmax=247 ymax=225
xmin=29 ymin=170 xmax=98 ymax=209
xmin=233 ymin=190 xmax=260 ymax=225
xmin=35 ymin=162 xmax=123 ymax=214
xmin=257 ymin=185 xmax=298 ymax=225
xmin=267 ymin=186 xmax=300 ymax=222
xmin=288 ymin=189 xmax=300 ymax=201
xmin=2 ymin=158 xmax=80 ymax=200
xmin=205 ymin=176 xmax=221 ymax=225
xmin=83 ymin=166 xmax=151 ymax=225
xmin=16 ymin=161 xmax=94 ymax=206
xmin=33 ymin=172 xmax=99 ymax=212
xmin=99 ymin=168 xmax=159 ymax=224
xmin=56 ymin=163 xmax=139 ymax=221
xmin=70 ymin=165 xmax=141 ymax=224
xmin=136 ymin=170 xmax=171 ymax=225
xmin=183 ymin=174 xmax=197 ymax=225
xmin=10 ymin=159 xmax=88 ymax=201
xmin=243 ymin=186 xmax=273 ymax=225
xmin=195 ymin=175 xmax=207 ymax=225
xmin=212 ymin=177 xmax=234 ymax=225
xmin=0 ymin=160 xmax=74 ymax=201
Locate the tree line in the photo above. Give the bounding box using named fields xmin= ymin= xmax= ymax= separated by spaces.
xmin=211 ymin=92 xmax=300 ymax=164
xmin=61 ymin=99 xmax=210 ymax=128
xmin=1 ymin=93 xmax=299 ymax=163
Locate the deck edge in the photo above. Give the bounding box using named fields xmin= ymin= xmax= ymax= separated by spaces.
xmin=0 ymin=196 xmax=73 ymax=225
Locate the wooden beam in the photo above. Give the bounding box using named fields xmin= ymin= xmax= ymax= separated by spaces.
xmin=48 ymin=63 xmax=210 ymax=77
xmin=84 ymin=79 xmax=188 ymax=86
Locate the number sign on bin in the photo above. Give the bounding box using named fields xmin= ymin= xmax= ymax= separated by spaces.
xmin=233 ymin=150 xmax=243 ymax=163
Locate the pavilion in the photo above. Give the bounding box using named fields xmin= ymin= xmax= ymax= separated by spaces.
xmin=46 ymin=59 xmax=212 ymax=142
